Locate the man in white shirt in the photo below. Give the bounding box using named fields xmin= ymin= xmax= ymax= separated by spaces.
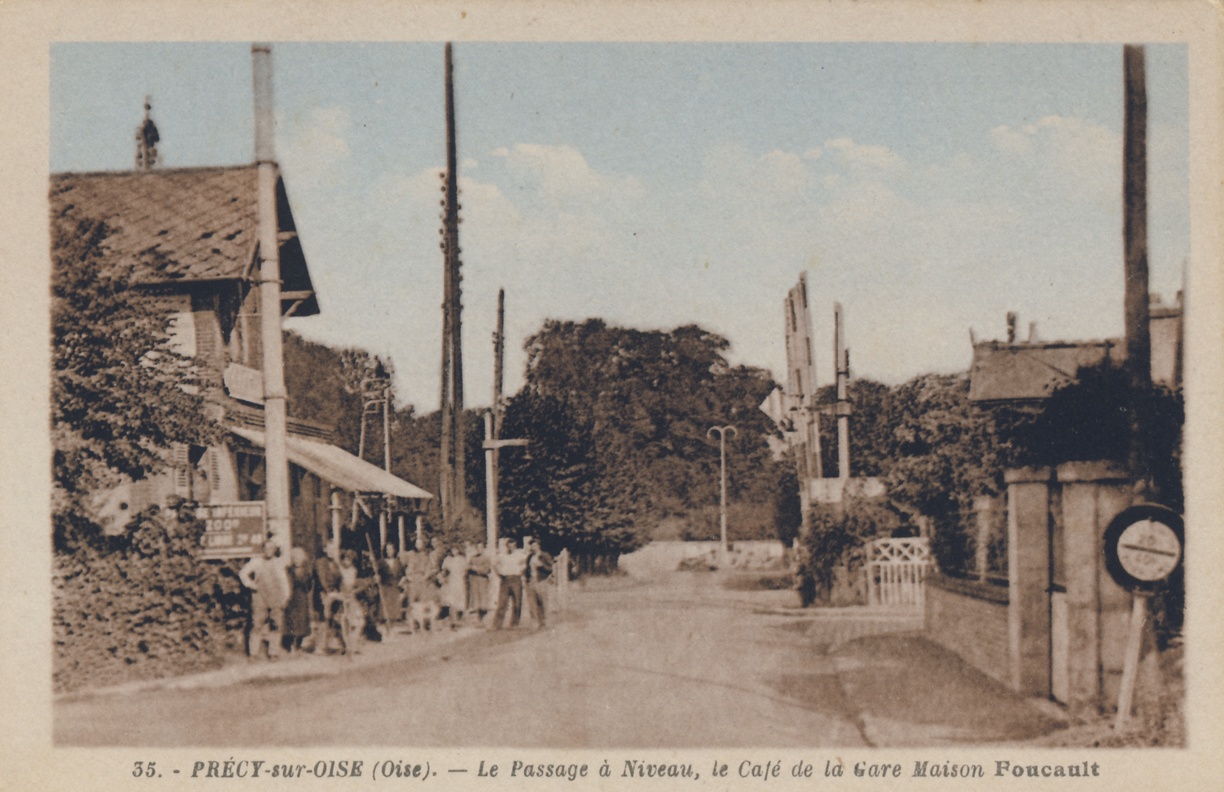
xmin=239 ymin=540 xmax=291 ymax=659
xmin=490 ymin=538 xmax=528 ymax=630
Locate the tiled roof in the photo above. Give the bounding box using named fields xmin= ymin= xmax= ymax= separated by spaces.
xmin=968 ymin=340 xmax=1119 ymax=402
xmin=50 ymin=165 xmax=318 ymax=314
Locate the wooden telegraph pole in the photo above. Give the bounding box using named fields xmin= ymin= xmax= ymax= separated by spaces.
xmin=438 ymin=42 xmax=469 ymax=530
xmin=1123 ymin=44 xmax=1153 ymax=495
xmin=1115 ymin=43 xmax=1161 ymax=733
xmin=484 ymin=290 xmax=527 ymax=551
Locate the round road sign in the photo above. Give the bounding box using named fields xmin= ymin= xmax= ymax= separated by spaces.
xmin=1103 ymin=504 xmax=1184 ymax=592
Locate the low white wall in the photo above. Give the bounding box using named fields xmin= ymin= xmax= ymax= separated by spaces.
xmin=620 ymin=540 xmax=786 ymax=577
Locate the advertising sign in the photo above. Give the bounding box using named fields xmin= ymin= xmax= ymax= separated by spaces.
xmin=198 ymin=501 xmax=266 ymax=559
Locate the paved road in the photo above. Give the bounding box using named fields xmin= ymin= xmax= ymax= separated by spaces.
xmin=55 ymin=569 xmax=1056 ymax=747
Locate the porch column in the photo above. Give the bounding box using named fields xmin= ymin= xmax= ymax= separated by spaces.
xmin=1057 ymin=461 xmax=1133 ymax=709
xmin=1005 ymin=466 xmax=1052 ymax=696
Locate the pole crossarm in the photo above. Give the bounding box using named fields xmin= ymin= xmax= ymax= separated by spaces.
xmin=483 ymin=438 xmax=529 ymax=451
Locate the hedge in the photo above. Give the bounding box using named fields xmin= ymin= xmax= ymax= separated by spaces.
xmin=53 ymin=502 xmax=247 ymax=694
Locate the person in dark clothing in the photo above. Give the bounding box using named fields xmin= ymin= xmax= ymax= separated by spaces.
xmin=525 ymin=537 xmax=554 ymax=630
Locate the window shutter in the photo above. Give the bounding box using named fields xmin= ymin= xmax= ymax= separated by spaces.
xmin=173 ymin=443 xmax=190 ymax=495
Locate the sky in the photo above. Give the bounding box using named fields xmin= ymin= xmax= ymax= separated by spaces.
xmin=50 ymin=42 xmax=1189 ymax=413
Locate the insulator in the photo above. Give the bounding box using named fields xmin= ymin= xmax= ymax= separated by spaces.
xmin=439 ymin=171 xmax=445 ymax=179
xmin=438 ymin=228 xmax=444 ymax=235
xmin=440 ymin=199 xmax=445 ymax=206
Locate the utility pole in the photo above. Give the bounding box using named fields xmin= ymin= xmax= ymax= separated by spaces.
xmin=252 ymin=43 xmax=292 ymax=553
xmin=707 ymin=425 xmax=737 ymax=565
xmin=438 ymin=41 xmax=469 ymax=529
xmin=483 ymin=290 xmax=526 ymax=551
xmin=833 ymin=302 xmax=851 ymax=480
xmin=1123 ymin=44 xmax=1153 ymax=497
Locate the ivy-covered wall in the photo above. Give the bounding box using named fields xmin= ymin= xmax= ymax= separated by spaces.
xmin=53 ymin=502 xmax=247 ymax=694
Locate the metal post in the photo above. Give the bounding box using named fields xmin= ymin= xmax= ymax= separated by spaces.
xmin=328 ymin=490 xmax=342 ymax=561
xmin=484 ymin=411 xmax=499 ymax=551
xmin=834 ymin=302 xmax=851 ymax=481
xmin=707 ymin=425 xmax=737 ymax=565
xmin=1115 ymin=593 xmax=1150 ymax=730
xmin=381 ymin=391 xmax=392 ymax=549
xmin=252 ymin=43 xmax=291 ymax=554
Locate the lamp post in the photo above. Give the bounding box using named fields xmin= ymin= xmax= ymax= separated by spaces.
xmin=707 ymin=424 xmax=737 ymax=566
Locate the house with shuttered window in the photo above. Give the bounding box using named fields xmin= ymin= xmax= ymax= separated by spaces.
xmin=50 ymin=162 xmax=431 ymax=560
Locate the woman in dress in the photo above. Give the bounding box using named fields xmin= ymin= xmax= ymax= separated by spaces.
xmin=465 ymin=542 xmax=491 ymax=624
xmin=439 ymin=545 xmax=469 ymax=629
xmin=283 ymin=546 xmax=314 ymax=652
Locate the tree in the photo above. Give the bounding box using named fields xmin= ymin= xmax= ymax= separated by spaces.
xmin=51 ymin=216 xmax=218 ymax=549
xmin=497 ymin=390 xmax=648 ymax=569
xmin=519 ymin=319 xmax=784 ymax=538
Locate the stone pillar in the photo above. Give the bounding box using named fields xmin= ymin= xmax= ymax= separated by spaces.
xmin=1057 ymin=461 xmax=1132 ymax=710
xmin=1005 ymin=466 xmax=1052 ymax=696
xmin=973 ymin=494 xmax=1002 ymax=582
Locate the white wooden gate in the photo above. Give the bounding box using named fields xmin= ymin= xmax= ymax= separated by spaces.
xmin=865 ymin=538 xmax=930 ymax=609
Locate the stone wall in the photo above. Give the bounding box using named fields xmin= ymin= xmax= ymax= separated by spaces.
xmin=924 ymin=573 xmax=1010 ymax=687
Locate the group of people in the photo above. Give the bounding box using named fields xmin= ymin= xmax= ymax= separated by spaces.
xmin=238 ymin=535 xmax=556 ymax=660
xmin=375 ymin=536 xmax=555 ymax=634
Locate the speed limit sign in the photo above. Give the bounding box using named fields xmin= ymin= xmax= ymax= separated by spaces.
xmin=1103 ymin=504 xmax=1184 ymax=591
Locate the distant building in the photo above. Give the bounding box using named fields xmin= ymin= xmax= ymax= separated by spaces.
xmin=969 ymin=294 xmax=1182 ymax=404
xmin=51 ymin=160 xmax=431 ymax=559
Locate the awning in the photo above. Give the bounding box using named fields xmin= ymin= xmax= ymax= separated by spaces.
xmin=230 ymin=426 xmax=433 ymax=501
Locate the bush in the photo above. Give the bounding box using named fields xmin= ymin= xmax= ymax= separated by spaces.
xmin=795 ymin=496 xmax=905 ymax=605
xmin=53 ymin=500 xmax=246 ymax=693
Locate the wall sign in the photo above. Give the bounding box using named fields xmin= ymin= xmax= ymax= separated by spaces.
xmin=1103 ymin=504 xmax=1184 ymax=592
xmin=198 ymin=501 xmax=267 ymax=559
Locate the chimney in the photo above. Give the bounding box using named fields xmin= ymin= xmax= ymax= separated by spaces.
xmin=1006 ymin=312 xmax=1017 ymax=344
xmin=252 ymin=43 xmax=275 ymax=163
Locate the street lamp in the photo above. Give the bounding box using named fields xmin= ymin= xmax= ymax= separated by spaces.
xmin=707 ymin=424 xmax=737 ymax=566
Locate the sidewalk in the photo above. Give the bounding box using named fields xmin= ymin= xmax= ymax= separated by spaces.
xmin=56 ymin=619 xmax=516 ymax=701
xmin=827 ymin=631 xmax=1069 ymax=745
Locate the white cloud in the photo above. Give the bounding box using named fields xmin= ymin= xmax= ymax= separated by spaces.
xmin=281 ymin=105 xmax=352 ymax=162
xmin=824 ymin=137 xmax=906 ymax=173
xmin=989 ymin=124 xmax=1031 ymax=155
xmin=496 ymin=142 xmax=642 ymax=208
xmin=988 ymin=114 xmax=1120 ymax=207
xmin=278 ymin=105 xmax=354 ymax=193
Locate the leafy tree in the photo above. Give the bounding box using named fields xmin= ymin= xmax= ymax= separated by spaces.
xmin=497 ymin=390 xmax=647 ymax=569
xmin=519 ymin=319 xmax=784 ymax=538
xmin=51 ymin=216 xmax=218 ymax=549
xmin=282 ymin=331 xmax=397 ymax=458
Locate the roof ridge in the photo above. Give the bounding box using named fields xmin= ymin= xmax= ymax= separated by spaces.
xmin=50 ymin=163 xmax=259 ymax=179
